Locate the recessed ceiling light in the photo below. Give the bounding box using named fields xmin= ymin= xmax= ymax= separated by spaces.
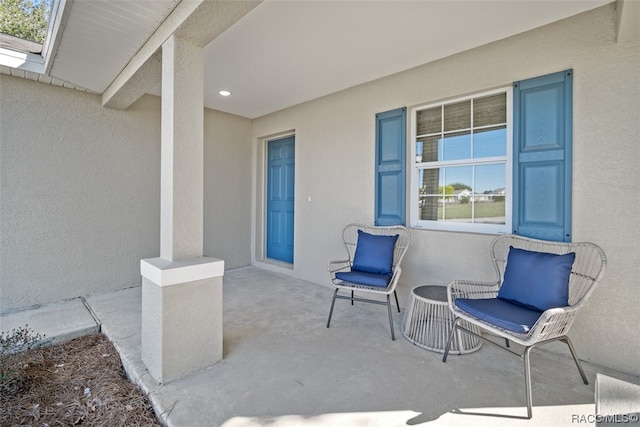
xmin=218 ymin=90 xmax=231 ymax=97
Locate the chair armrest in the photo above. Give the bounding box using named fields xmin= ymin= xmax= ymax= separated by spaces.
xmin=386 ymin=265 xmax=402 ymax=293
xmin=447 ymin=280 xmax=500 ymax=312
xmin=328 ymin=259 xmax=351 ymax=282
xmin=529 ymin=304 xmax=582 ymax=342
xmin=447 ymin=280 xmax=500 ymax=300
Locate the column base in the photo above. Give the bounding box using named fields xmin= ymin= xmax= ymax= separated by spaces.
xmin=140 ymin=257 xmax=224 ymax=384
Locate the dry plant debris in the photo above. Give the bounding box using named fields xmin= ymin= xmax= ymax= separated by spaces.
xmin=0 ymin=333 xmax=161 ymax=426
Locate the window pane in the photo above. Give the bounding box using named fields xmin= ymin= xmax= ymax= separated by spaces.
xmin=443 ymin=131 xmax=471 ymax=161
xmin=418 ymin=196 xmax=442 ymax=221
xmin=444 ymin=100 xmax=470 ymax=132
xmin=416 ymin=107 xmax=441 ymax=135
xmin=416 ymin=135 xmax=440 ymax=163
xmin=443 ymin=166 xmax=472 ymax=197
xmin=418 ymin=168 xmax=441 ymax=220
xmin=419 ymin=168 xmax=441 ymax=196
xmin=442 ymin=166 xmax=473 ymax=222
xmin=474 ymin=163 xmax=505 ymax=194
xmin=474 ymin=93 xmax=506 ymax=127
xmin=474 ymin=126 xmax=506 ymax=158
xmin=474 ymin=164 xmax=506 ymax=224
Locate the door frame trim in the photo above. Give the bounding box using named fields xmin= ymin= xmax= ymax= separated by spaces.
xmin=253 ymin=130 xmax=296 ymax=269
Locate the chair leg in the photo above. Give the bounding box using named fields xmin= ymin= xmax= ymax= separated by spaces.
xmin=393 ymin=290 xmax=400 ymax=312
xmin=442 ymin=317 xmax=461 ymax=362
xmin=524 ymin=346 xmax=534 ymax=419
xmin=562 ymin=336 xmax=589 ymax=385
xmin=351 ymin=290 xmax=354 ymax=305
xmin=386 ymin=295 xmax=395 ymax=340
xmin=327 ymin=289 xmax=339 ymax=328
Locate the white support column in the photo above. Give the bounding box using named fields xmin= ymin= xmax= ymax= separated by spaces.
xmin=141 ymin=35 xmax=223 ymax=384
xmin=161 ymin=35 xmax=204 ymax=261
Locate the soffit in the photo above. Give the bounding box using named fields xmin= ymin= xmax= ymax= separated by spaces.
xmin=48 ymin=0 xmax=180 ymax=93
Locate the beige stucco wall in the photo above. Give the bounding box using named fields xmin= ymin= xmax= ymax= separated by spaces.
xmin=0 ymin=76 xmax=252 ymax=311
xmin=0 ymin=77 xmax=161 ymax=311
xmin=204 ymin=108 xmax=253 ymax=268
xmin=251 ymin=4 xmax=639 ymax=376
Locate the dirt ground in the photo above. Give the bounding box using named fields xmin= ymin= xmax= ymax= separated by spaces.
xmin=0 ymin=333 xmax=162 ymax=426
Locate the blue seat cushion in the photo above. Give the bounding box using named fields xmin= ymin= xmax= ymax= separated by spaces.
xmin=497 ymin=246 xmax=575 ymax=312
xmin=455 ymin=298 xmax=543 ymax=334
xmin=335 ymin=271 xmax=392 ymax=288
xmin=351 ymin=230 xmax=399 ymax=275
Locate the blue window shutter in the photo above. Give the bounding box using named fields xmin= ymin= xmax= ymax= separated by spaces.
xmin=513 ymin=70 xmax=572 ymax=242
xmin=375 ymin=107 xmax=406 ymax=226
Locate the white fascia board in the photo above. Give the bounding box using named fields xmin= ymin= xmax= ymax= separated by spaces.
xmin=42 ymin=0 xmax=72 ymax=75
xmin=0 ymin=47 xmax=44 ymax=73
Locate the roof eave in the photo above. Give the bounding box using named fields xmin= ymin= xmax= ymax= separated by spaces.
xmin=0 ymin=0 xmax=68 ymax=76
xmin=0 ymin=44 xmax=44 ymax=73
xmin=41 ymin=0 xmax=71 ymax=75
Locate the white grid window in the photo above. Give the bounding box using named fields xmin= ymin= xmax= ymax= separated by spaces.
xmin=410 ymin=87 xmax=512 ymax=234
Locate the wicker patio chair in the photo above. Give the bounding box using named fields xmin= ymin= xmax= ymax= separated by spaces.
xmin=442 ymin=234 xmax=607 ymax=418
xmin=327 ymin=223 xmax=411 ymax=340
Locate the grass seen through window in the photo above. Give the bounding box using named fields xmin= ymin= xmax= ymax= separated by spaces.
xmin=439 ymin=200 xmax=505 ymax=222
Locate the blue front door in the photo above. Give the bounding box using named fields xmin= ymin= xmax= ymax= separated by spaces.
xmin=266 ymin=136 xmax=295 ymax=263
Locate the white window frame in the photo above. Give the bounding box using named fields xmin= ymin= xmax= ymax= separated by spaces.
xmin=409 ymin=87 xmax=513 ymax=234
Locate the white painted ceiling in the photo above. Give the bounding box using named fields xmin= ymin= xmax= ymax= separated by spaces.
xmin=5 ymin=0 xmax=614 ymax=119
xmin=200 ymin=0 xmax=612 ymax=118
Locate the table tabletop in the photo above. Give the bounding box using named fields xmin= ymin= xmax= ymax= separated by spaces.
xmin=412 ymin=285 xmax=448 ymax=303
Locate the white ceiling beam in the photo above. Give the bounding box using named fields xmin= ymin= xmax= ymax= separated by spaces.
xmin=616 ymin=0 xmax=640 ymax=43
xmin=102 ymin=0 xmax=261 ymax=110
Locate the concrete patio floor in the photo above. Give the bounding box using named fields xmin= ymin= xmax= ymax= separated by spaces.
xmin=3 ymin=266 xmax=639 ymax=426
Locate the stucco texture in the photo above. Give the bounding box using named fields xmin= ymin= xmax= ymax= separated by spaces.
xmin=0 ymin=77 xmax=252 ymax=311
xmin=0 ymin=79 xmax=161 ymax=311
xmin=251 ymin=4 xmax=639 ymax=376
xmin=204 ymin=108 xmax=252 ymax=268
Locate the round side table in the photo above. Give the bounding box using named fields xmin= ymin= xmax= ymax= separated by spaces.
xmin=401 ymin=285 xmax=482 ymax=354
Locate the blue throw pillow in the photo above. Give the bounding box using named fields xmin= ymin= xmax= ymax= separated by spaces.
xmin=497 ymin=246 xmax=575 ymax=312
xmin=351 ymin=230 xmax=399 ymax=275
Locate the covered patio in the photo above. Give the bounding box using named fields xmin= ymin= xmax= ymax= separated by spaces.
xmin=6 ymin=266 xmax=637 ymax=426
xmin=2 ymin=1 xmax=639 ymax=425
